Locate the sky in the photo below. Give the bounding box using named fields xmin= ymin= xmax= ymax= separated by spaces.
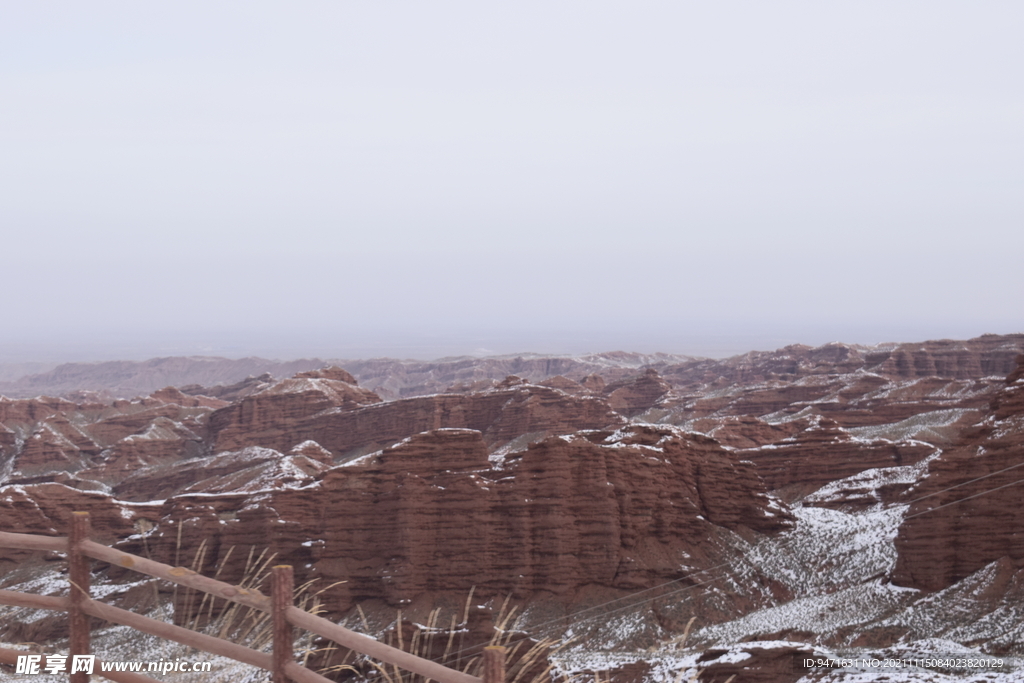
xmin=1 ymin=2 xmax=1022 ymax=361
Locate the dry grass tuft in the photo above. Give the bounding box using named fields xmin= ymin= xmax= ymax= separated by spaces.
xmin=316 ymin=590 xmax=605 ymax=683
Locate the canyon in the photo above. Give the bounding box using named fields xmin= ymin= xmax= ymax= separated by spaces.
xmin=1 ymin=333 xmax=1023 ymax=682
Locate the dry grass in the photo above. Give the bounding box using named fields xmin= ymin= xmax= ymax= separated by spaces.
xmin=177 ymin=542 xmax=341 ymax=663
xmin=130 ymin=534 xmax=663 ymax=683
xmin=317 ymin=589 xmax=599 ymax=683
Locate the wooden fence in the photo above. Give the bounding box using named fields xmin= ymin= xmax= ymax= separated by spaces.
xmin=0 ymin=512 xmax=505 ymax=683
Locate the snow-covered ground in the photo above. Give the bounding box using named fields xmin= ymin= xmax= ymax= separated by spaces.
xmin=549 ymin=461 xmax=1024 ymax=682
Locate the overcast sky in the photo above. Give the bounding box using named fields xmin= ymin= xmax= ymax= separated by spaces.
xmin=2 ymin=2 xmax=1022 ymax=361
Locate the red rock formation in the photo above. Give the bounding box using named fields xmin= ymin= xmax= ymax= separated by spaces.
xmin=10 ymin=423 xmax=94 ymax=477
xmin=893 ymin=355 xmax=1024 ymax=591
xmin=5 ymin=410 xmax=107 ymax=479
xmin=78 ymin=417 xmax=206 ymax=484
xmin=290 ymin=367 xmax=351 ymax=383
xmin=602 ymin=368 xmax=672 ymax=416
xmin=0 ymin=422 xmax=15 ymax=458
xmin=0 ymin=396 xmax=80 ymax=424
xmin=658 ymin=334 xmax=1024 ymax=391
xmin=0 ymin=483 xmax=157 ymax=564
xmin=208 ymin=370 xmax=383 ymax=451
xmin=716 ymin=382 xmax=836 ymax=418
xmin=685 ymin=415 xmax=807 ymax=449
xmin=537 ymin=375 xmax=591 ymax=395
xmin=149 ymin=386 xmax=227 ymax=409
xmin=645 ymin=337 xmax=1024 ymax=447
xmin=41 ymin=414 xmax=103 ymax=456
xmin=341 ymin=352 xmax=682 ymax=399
xmin=84 ymin=400 xmax=209 ymax=447
xmin=443 ymin=378 xmax=500 ymax=394
xmin=289 ymin=439 xmax=334 ymax=465
xmin=109 ymin=446 xmax=326 ymax=501
xmin=734 ymin=416 xmax=935 ymax=494
xmin=236 ymin=333 xmax=1023 ymax=404
xmin=180 ymin=373 xmax=276 ymax=402
xmin=211 ymin=379 xmax=623 ymax=455
xmin=133 ymin=425 xmax=792 ymax=617
xmin=868 ymin=338 xmax=1023 ymax=379
xmin=0 ymin=388 xmax=228 ymax=491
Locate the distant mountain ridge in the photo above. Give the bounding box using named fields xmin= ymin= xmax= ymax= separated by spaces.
xmin=0 ymin=356 xmax=327 ymax=399
xmin=0 ymin=352 xmax=692 ymax=400
xmin=1 ymin=335 xmax=1023 ymax=399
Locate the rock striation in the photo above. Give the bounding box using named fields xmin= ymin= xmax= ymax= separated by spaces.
xmin=602 ymin=368 xmax=672 ymax=417
xmin=131 ymin=425 xmax=792 ymax=613
xmin=0 ymin=483 xmax=156 ymax=566
xmin=209 ymin=375 xmax=624 ymax=456
xmin=206 ymin=368 xmax=384 ymax=452
xmin=0 ymin=390 xmax=219 ymax=487
xmin=734 ymin=415 xmax=935 ymax=495
xmin=893 ymin=355 xmax=1024 ymax=591
xmin=659 ymin=334 xmax=1024 ymax=389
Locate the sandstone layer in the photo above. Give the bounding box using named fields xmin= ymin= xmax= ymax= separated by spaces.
xmin=209 ymin=375 xmax=624 ymax=455
xmin=128 ymin=425 xmax=792 ymax=616
xmin=893 ymin=355 xmax=1024 ymax=591
xmin=734 ymin=415 xmax=935 ymax=496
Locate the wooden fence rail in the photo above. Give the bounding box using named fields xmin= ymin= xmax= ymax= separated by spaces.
xmin=0 ymin=515 xmax=500 ymax=683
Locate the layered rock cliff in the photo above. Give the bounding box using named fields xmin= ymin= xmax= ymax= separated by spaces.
xmin=734 ymin=415 xmax=935 ymax=496
xmin=128 ymin=424 xmax=791 ymax=615
xmin=208 ymin=373 xmax=623 ymax=455
xmin=893 ymin=355 xmax=1024 ymax=591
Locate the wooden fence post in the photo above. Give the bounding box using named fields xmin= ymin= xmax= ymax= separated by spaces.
xmin=1 ymin=527 xmax=486 ymax=683
xmin=69 ymin=511 xmax=91 ymax=683
xmin=482 ymin=646 xmax=505 ymax=683
xmin=272 ymin=565 xmax=294 ymax=683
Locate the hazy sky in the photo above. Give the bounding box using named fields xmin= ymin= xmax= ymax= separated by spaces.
xmin=2 ymin=2 xmax=1022 ymax=361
